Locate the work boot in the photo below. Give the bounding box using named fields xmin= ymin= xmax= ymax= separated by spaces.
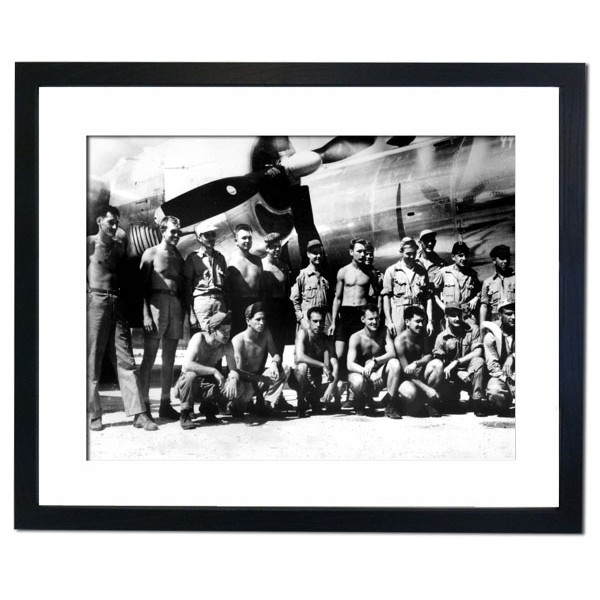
xmin=384 ymin=397 xmax=403 ymax=419
xmin=179 ymin=410 xmax=196 ymax=430
xmin=159 ymin=400 xmax=180 ymax=421
xmin=426 ymin=403 xmax=441 ymax=418
xmin=472 ymin=399 xmax=489 ymax=417
xmin=297 ymin=398 xmax=310 ymax=418
xmin=89 ymin=417 xmax=104 ymax=431
xmin=133 ymin=412 xmax=159 ymax=431
xmin=273 ymin=396 xmax=294 ymax=412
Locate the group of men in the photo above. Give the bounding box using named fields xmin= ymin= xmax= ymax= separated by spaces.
xmin=87 ymin=205 xmax=515 ymax=432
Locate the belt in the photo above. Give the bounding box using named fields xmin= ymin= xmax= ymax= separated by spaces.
xmin=193 ymin=291 xmax=224 ymax=298
xmin=152 ymin=289 xmax=179 ymax=297
xmin=89 ymin=287 xmax=120 ymax=297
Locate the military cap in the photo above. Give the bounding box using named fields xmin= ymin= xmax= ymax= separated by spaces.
xmin=399 ymin=236 xmax=418 ymax=250
xmin=444 ymin=301 xmax=463 ymax=315
xmin=306 ymin=239 xmax=323 ymax=252
xmin=498 ymin=299 xmax=515 ymax=312
xmin=451 ymin=241 xmax=470 ymax=255
xmin=245 ymin=301 xmax=266 ymax=320
xmin=419 ymin=229 xmax=436 ymax=240
xmin=490 ymin=244 xmax=511 ymax=259
xmin=263 ymin=232 xmax=282 ymax=247
xmin=207 ymin=311 xmax=232 ymax=330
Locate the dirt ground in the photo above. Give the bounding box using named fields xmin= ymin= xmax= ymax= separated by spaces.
xmin=88 ymin=348 xmax=515 ymax=461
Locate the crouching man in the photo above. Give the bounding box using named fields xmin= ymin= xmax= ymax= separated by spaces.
xmin=174 ymin=311 xmax=240 ymax=429
xmin=393 ymin=306 xmax=441 ymax=418
xmin=428 ymin=302 xmax=485 ymax=415
xmin=482 ymin=300 xmax=515 ymax=416
xmin=231 ymin=302 xmax=290 ymax=417
xmin=293 ymin=307 xmax=340 ymax=417
xmin=346 ymin=304 xmax=401 ymax=416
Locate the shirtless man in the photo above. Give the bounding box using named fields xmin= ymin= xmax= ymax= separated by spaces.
xmin=87 ymin=206 xmax=157 ymax=432
xmin=231 ymin=302 xmax=289 ymax=417
xmin=227 ymin=224 xmax=263 ymax=335
xmin=346 ymin=304 xmax=401 ymax=416
xmin=261 ymin=232 xmax=291 ymax=358
xmin=293 ymin=307 xmax=340 ymax=417
xmin=174 ymin=311 xmax=240 ymax=429
xmin=328 ymin=238 xmax=373 ymax=381
xmin=138 ymin=216 xmax=184 ymax=421
xmin=394 ymin=306 xmax=442 ymax=418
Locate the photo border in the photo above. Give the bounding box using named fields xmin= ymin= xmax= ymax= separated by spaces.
xmin=15 ymin=62 xmax=585 ymax=532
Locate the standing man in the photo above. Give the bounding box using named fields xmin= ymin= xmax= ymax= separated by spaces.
xmin=328 ymin=238 xmax=373 ymax=377
xmin=365 ymin=242 xmax=384 ymax=308
xmin=87 ymin=206 xmax=158 ymax=431
xmin=261 ymin=232 xmax=291 ymax=358
xmin=428 ymin=302 xmax=485 ymax=414
xmin=382 ymin=237 xmax=433 ymax=337
xmin=416 ymin=228 xmax=446 ymax=334
xmin=183 ymin=221 xmax=229 ymax=332
xmin=174 ymin=311 xmax=240 ymax=429
xmin=480 ymin=244 xmax=516 ymax=324
xmin=394 ymin=306 xmax=442 ymax=418
xmin=138 ymin=215 xmax=185 ymax=421
xmin=227 ymin=224 xmax=263 ymax=335
xmin=346 ymin=304 xmax=402 ymax=416
xmin=231 ymin=302 xmax=290 ymax=417
xmin=290 ymin=239 xmax=331 ymax=331
xmin=293 ymin=307 xmax=340 ymax=416
xmin=482 ymin=300 xmax=516 ymax=416
xmin=433 ymin=241 xmax=481 ymax=325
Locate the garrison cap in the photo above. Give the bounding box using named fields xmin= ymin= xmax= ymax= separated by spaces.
xmin=490 ymin=244 xmax=511 ymax=259
xmin=245 ymin=301 xmax=266 ymax=320
xmin=207 ymin=311 xmax=232 ymax=330
xmin=194 ymin=220 xmax=218 ymax=235
xmin=451 ymin=241 xmax=470 ymax=255
xmin=306 ymin=239 xmax=323 ymax=252
xmin=263 ymin=232 xmax=282 ymax=246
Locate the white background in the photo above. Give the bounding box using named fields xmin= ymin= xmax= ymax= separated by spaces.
xmin=2 ymin=2 xmax=597 ymax=600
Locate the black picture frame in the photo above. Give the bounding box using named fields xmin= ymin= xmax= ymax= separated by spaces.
xmin=15 ymin=62 xmax=585 ymax=533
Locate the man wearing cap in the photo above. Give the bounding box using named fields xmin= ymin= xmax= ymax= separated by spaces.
xmin=174 ymin=311 xmax=240 ymax=429
xmin=227 ymin=224 xmax=263 ymax=336
xmin=365 ymin=242 xmax=384 ymax=308
xmin=290 ymin=239 xmax=331 ymax=331
xmin=231 ymin=302 xmax=290 ymax=416
xmin=433 ymin=241 xmax=481 ymax=325
xmin=416 ymin=229 xmax=446 ymax=333
xmin=346 ymin=304 xmax=402 ymax=416
xmin=480 ymin=244 xmax=516 ymax=324
xmin=87 ymin=206 xmax=158 ymax=432
xmin=183 ymin=221 xmax=228 ymax=332
xmin=382 ymin=237 xmax=433 ymax=338
xmin=138 ymin=216 xmax=185 ymax=421
xmin=428 ymin=301 xmax=486 ymax=414
xmin=261 ymin=232 xmax=291 ymax=358
xmin=293 ymin=307 xmax=340 ymax=416
xmin=482 ymin=300 xmax=515 ymax=416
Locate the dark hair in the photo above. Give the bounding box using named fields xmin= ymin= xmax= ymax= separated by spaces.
xmin=234 ymin=223 xmax=253 ymax=235
xmin=159 ymin=215 xmax=181 ymax=233
xmin=349 ymin=237 xmax=369 ymax=250
xmin=96 ymin=205 xmax=120 ymax=220
xmin=404 ymin=305 xmax=427 ymax=322
xmin=263 ymin=232 xmax=282 ymax=248
xmin=361 ymin=303 xmax=379 ymax=317
xmin=307 ymin=307 xmax=325 ymax=320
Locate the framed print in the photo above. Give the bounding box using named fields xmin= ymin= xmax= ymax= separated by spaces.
xmin=15 ymin=63 xmax=585 ymax=532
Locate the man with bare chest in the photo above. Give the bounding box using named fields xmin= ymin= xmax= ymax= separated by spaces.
xmin=328 ymin=238 xmax=373 ymax=378
xmin=346 ymin=304 xmax=401 ymax=416
xmin=261 ymin=232 xmax=291 ymax=358
xmin=87 ymin=206 xmax=157 ymax=432
xmin=174 ymin=312 xmax=240 ymax=429
xmin=227 ymin=224 xmax=263 ymax=335
xmin=293 ymin=307 xmax=340 ymax=416
xmin=393 ymin=306 xmax=441 ymax=418
xmin=231 ymin=302 xmax=289 ymax=417
xmin=138 ymin=216 xmax=185 ymax=421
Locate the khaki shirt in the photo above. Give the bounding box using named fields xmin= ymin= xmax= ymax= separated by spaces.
xmin=433 ymin=264 xmax=481 ymax=307
xmin=290 ymin=265 xmax=330 ymax=321
xmin=183 ymin=248 xmax=228 ymax=297
xmin=481 ymin=270 xmax=516 ymax=316
xmin=382 ymin=260 xmax=429 ymax=307
xmin=433 ymin=323 xmax=483 ymax=364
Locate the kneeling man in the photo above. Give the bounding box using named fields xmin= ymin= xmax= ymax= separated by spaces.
xmin=346 ymin=304 xmax=401 ymax=415
xmin=428 ymin=302 xmax=485 ymax=414
xmin=294 ymin=307 xmax=340 ymax=417
xmin=394 ymin=306 xmax=441 ymax=418
xmin=231 ymin=302 xmax=289 ymax=417
xmin=174 ymin=311 xmax=240 ymax=429
xmin=482 ymin=300 xmax=515 ymax=416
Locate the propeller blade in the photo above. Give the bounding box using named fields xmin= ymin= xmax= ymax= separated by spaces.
xmin=312 ymin=136 xmax=376 ymax=164
xmin=159 ymin=173 xmax=264 ymax=227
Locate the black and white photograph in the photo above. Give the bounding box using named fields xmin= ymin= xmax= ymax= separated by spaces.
xmin=87 ymin=134 xmax=516 ymax=460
